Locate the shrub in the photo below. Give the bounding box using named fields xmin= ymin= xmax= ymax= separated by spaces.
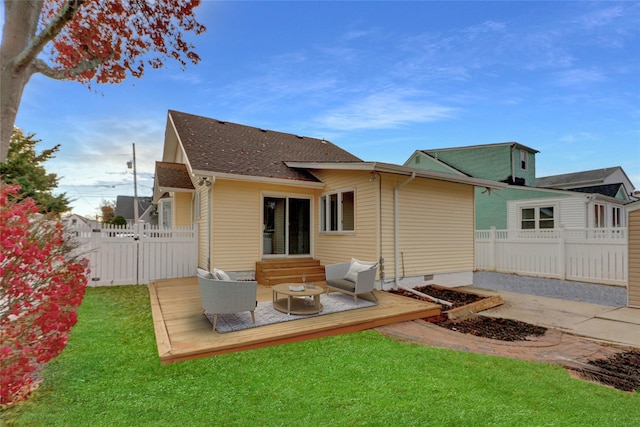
xmin=111 ymin=215 xmax=128 ymax=226
xmin=0 ymin=183 xmax=88 ymax=406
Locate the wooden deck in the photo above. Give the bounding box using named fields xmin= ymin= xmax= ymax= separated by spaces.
xmin=149 ymin=277 xmax=441 ymax=364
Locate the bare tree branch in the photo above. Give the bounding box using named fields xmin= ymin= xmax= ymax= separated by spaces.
xmin=12 ymin=0 xmax=87 ymax=74
xmin=31 ymin=56 xmax=108 ymax=80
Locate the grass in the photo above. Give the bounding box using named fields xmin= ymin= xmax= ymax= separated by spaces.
xmin=2 ymin=286 xmax=639 ymax=426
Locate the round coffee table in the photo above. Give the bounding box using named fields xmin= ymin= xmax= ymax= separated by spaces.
xmin=272 ymin=283 xmax=324 ymax=315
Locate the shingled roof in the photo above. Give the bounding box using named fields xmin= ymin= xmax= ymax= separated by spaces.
xmin=536 ymin=167 xmax=623 ymax=188
xmin=155 ymin=161 xmax=195 ymax=190
xmin=169 ymin=110 xmax=362 ymax=181
xmin=568 ymin=183 xmax=625 ymax=198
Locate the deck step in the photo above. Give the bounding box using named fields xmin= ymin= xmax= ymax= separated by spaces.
xmin=256 ymin=258 xmax=326 ymax=286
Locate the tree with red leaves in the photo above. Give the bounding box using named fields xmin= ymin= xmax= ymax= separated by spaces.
xmin=0 ymin=0 xmax=206 ymax=162
xmin=0 ymin=182 xmax=89 ymax=405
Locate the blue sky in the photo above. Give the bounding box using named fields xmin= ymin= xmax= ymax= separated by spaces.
xmin=6 ymin=1 xmax=640 ymax=217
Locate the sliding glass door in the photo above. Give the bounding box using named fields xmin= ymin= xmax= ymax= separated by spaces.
xmin=263 ymin=196 xmax=310 ymax=256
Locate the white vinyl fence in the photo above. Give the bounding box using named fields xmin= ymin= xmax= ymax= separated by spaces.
xmin=475 ymin=227 xmax=627 ymax=286
xmin=69 ymin=224 xmax=198 ymax=286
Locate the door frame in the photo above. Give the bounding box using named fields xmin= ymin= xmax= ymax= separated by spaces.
xmin=261 ymin=192 xmax=313 ymax=259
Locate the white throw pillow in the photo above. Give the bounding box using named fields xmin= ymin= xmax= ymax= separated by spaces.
xmin=197 ymin=268 xmax=213 ymax=279
xmin=212 ymin=268 xmax=231 ymax=281
xmin=343 ymin=258 xmax=376 ymax=283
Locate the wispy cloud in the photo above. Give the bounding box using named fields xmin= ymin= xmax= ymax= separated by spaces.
xmin=48 ymin=116 xmax=162 ymax=187
xmin=559 ymin=132 xmax=597 ymax=144
xmin=573 ymin=5 xmax=624 ymax=29
xmin=342 ymin=29 xmax=377 ymax=41
xmin=315 ymin=89 xmax=457 ymax=131
xmin=167 ymin=70 xmax=204 ymax=85
xmin=463 ymin=20 xmax=506 ymax=41
xmin=552 ymin=68 xmax=606 ymax=87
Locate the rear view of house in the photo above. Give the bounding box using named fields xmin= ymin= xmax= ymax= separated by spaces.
xmin=153 ymin=110 xmax=502 ymax=289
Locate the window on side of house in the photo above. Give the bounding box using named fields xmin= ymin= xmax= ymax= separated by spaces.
xmin=520 ymin=206 xmax=554 ymax=229
xmin=539 ymin=207 xmax=554 ymax=229
xmin=320 ymin=189 xmax=355 ymax=233
xmin=159 ymin=199 xmax=172 ymax=228
xmin=520 ymin=149 xmax=528 ymax=170
xmin=193 ymin=191 xmax=201 ymax=221
xmin=612 ymin=206 xmax=622 ymax=227
xmin=594 ymin=203 xmax=605 ymax=228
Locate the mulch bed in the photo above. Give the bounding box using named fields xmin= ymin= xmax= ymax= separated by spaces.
xmin=389 ymin=285 xmax=485 ymax=309
xmin=388 ymin=285 xmax=548 ymax=341
xmin=430 ymin=316 xmax=548 ymax=341
xmin=573 ymin=350 xmax=640 ymax=392
xmin=387 ymin=285 xmax=640 ymax=392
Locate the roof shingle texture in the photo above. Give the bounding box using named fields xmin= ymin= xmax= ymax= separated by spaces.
xmin=156 ymin=161 xmax=195 ymax=190
xmin=536 ymin=167 xmax=622 ymax=187
xmin=115 ymin=195 xmax=153 ymax=220
xmin=170 ymin=110 xmax=362 ymax=181
xmin=569 ymin=183 xmax=623 ymax=198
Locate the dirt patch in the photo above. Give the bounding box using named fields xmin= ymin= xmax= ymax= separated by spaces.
xmin=388 ymin=285 xmax=547 ymax=341
xmin=431 ymin=316 xmax=547 ymax=341
xmin=572 ymin=351 xmax=640 ymax=392
xmin=386 ymin=285 xmax=639 ymax=392
xmin=389 ymin=285 xmax=485 ymax=310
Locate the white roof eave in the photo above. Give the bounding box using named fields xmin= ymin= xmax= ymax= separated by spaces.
xmin=284 ymin=161 xmax=506 ymax=189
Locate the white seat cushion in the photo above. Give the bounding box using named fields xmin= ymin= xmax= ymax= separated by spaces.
xmin=213 ymin=268 xmax=231 ymax=281
xmin=344 ymin=258 xmax=377 ymax=283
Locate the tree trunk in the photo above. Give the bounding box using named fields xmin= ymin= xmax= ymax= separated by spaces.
xmin=1 ymin=0 xmax=43 ymax=162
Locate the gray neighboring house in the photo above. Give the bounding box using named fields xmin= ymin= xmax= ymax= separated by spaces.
xmin=61 ymin=213 xmax=98 ymax=230
xmin=114 ymin=195 xmax=157 ymax=226
xmin=537 ymin=167 xmax=637 ymax=201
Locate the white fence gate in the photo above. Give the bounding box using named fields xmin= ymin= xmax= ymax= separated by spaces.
xmin=475 ymin=227 xmax=627 ymax=286
xmin=70 ymin=224 xmax=198 ymax=286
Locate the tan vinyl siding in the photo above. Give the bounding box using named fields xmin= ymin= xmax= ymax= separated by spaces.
xmin=313 ymin=171 xmax=476 ymax=281
xmin=397 ymin=177 xmax=475 ymax=277
xmin=183 ymin=168 xmax=477 ymax=282
xmin=629 ymin=208 xmax=640 ymax=307
xmin=173 ymin=192 xmax=192 ymax=226
xmin=210 ymin=180 xmax=316 ymax=272
xmin=313 ymin=170 xmax=379 ymax=265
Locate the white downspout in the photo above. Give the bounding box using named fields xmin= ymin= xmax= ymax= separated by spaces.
xmin=206 ymin=177 xmax=215 ymax=270
xmin=394 ymin=172 xmax=415 ymax=288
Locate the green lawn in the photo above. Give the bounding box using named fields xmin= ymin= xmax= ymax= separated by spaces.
xmin=3 ymin=286 xmax=639 ymax=426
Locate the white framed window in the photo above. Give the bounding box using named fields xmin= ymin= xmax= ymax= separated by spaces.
xmin=594 ymin=203 xmax=605 ymax=228
xmin=159 ymin=199 xmax=172 ymax=228
xmin=520 ymin=149 xmax=528 ymax=170
xmin=193 ymin=191 xmax=201 ymax=220
xmin=612 ymin=206 xmax=622 ymax=227
xmin=520 ymin=206 xmax=554 ymax=229
xmin=320 ymin=189 xmax=355 ymax=233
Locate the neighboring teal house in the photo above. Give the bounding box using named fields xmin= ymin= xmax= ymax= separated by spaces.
xmin=405 ymin=142 xmax=637 ymax=231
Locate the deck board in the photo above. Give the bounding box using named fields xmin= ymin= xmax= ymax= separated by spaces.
xmin=149 ymin=277 xmax=440 ymax=364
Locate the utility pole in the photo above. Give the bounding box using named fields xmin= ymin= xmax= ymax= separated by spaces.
xmin=127 ymin=143 xmax=140 ymax=238
xmin=127 ymin=143 xmax=140 ymax=285
xmin=132 ymin=143 xmax=139 ymax=238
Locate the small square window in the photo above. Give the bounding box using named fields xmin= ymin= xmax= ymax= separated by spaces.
xmin=320 ymin=189 xmax=355 ymax=233
xmin=520 ymin=206 xmax=554 ymax=230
